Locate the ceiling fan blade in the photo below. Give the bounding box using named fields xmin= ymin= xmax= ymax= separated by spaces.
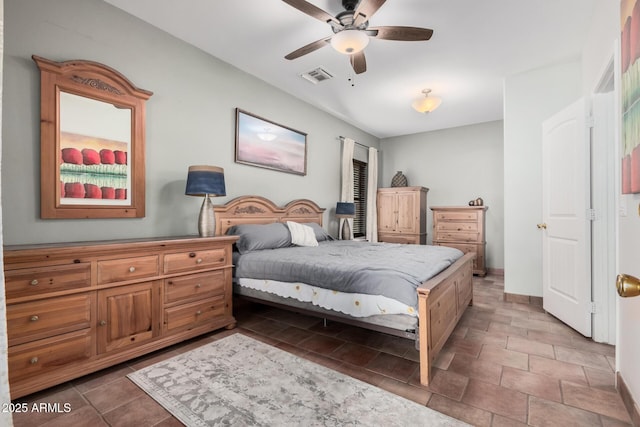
xmin=369 ymin=26 xmax=434 ymax=41
xmin=285 ymin=37 xmax=332 ymax=60
xmin=353 ymin=0 xmax=387 ymax=27
xmin=350 ymin=51 xmax=367 ymax=74
xmin=281 ymin=0 xmax=340 ymax=26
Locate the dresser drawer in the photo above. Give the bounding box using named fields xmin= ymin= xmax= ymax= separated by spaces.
xmin=435 ymin=222 xmax=478 ymax=232
xmin=435 ymin=211 xmax=478 ymax=222
xmin=164 ymin=295 xmax=226 ymax=332
xmin=97 ymin=255 xmax=159 ymax=284
xmin=8 ymin=329 xmax=92 ymax=383
xmin=7 ymin=294 xmax=92 ymax=346
xmin=164 ymin=248 xmax=227 ymax=274
xmin=165 ymin=270 xmax=225 ymax=304
xmin=378 ymin=233 xmax=423 ymax=245
xmin=5 ymin=263 xmax=91 ymax=300
xmin=435 ymin=231 xmax=479 ymax=242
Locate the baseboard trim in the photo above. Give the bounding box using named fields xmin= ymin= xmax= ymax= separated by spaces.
xmin=487 ymin=268 xmax=504 ymax=276
xmin=503 ymin=292 xmax=543 ymax=307
xmin=617 ymin=371 xmax=640 ymax=426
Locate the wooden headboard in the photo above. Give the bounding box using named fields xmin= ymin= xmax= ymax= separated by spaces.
xmin=213 ymin=196 xmax=325 ymax=236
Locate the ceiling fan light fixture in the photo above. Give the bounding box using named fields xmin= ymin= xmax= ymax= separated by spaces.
xmin=412 ymin=89 xmax=442 ymax=114
xmin=331 ymin=29 xmax=369 ymax=54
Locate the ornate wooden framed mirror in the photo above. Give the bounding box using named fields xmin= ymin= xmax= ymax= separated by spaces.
xmin=33 ymin=55 xmax=153 ymax=219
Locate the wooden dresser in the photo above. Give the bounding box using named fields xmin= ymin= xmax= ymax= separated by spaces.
xmin=4 ymin=235 xmax=238 ymax=399
xmin=431 ymin=206 xmax=488 ymax=276
xmin=377 ymin=186 xmax=428 ymax=244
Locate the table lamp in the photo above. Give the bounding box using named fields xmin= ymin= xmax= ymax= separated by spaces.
xmin=185 ymin=165 xmax=226 ymax=237
xmin=335 ymin=202 xmax=356 ymax=240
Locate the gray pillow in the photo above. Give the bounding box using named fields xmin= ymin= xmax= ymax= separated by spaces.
xmin=226 ymin=223 xmax=292 ymax=254
xmin=302 ymin=222 xmax=334 ymax=242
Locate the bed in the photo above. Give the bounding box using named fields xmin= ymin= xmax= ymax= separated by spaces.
xmin=214 ymin=195 xmax=475 ymax=385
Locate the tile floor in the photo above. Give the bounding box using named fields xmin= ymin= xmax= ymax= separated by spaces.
xmin=10 ymin=275 xmax=633 ymax=426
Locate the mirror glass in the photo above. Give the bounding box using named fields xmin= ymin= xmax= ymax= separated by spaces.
xmin=59 ymin=92 xmax=132 ymax=206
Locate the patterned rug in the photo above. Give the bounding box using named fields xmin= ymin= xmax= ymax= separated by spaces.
xmin=128 ymin=334 xmax=468 ymax=426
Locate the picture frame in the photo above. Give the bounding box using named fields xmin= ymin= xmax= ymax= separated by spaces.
xmin=621 ymin=0 xmax=640 ymax=193
xmin=33 ymin=56 xmax=152 ymax=218
xmin=235 ymin=108 xmax=307 ymax=176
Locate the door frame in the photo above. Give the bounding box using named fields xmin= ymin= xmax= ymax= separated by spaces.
xmin=590 ymin=47 xmax=618 ymax=345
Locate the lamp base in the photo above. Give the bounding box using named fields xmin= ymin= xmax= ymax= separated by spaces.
xmin=198 ymin=194 xmax=216 ymax=237
xmin=341 ymin=219 xmax=351 ymax=240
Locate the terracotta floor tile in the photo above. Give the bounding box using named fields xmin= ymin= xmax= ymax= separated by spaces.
xmin=554 ymin=345 xmax=612 ymax=371
xmin=528 ymin=355 xmax=588 ymax=385
xmin=427 ymin=394 xmax=492 ymax=427
xmin=526 ymin=329 xmax=574 ymax=347
xmin=561 ymin=381 xmax=632 ymax=423
xmin=365 ymin=352 xmax=419 ymax=382
xmin=570 ymin=336 xmax=616 ymax=357
xmin=298 ymin=333 xmax=344 ymax=355
xmin=332 ymin=363 xmax=385 ymax=387
xmin=432 ymin=349 xmax=455 ymax=370
xmin=443 ymin=336 xmax=483 ymax=357
xmin=500 ymin=366 xmax=562 ymax=402
xmin=83 ymin=377 xmax=146 ymax=413
xmin=271 ymin=325 xmax=313 ymax=345
xmin=584 ymin=366 xmax=617 ymax=391
xmin=426 ymin=368 xmax=469 ymax=401
xmin=478 ymin=345 xmax=529 ymax=370
xmin=72 ymin=364 xmax=135 ymax=394
xmin=464 ymin=329 xmax=508 ymax=348
xmin=461 ymin=379 xmax=528 ymax=423
xmin=378 ymin=377 xmax=431 ymax=405
xmin=39 ymin=405 xmax=108 ymax=427
xmin=510 ymin=317 xmax=553 ymax=332
xmin=11 ymin=386 xmax=87 ymax=427
xmin=448 ymin=353 xmax=503 ymax=385
xmin=330 ymin=341 xmax=380 ymax=366
xmin=241 ymin=317 xmax=289 ymax=336
xmin=102 ymin=394 xmax=172 ymax=427
xmin=487 ymin=322 xmax=529 ymax=337
xmin=491 ymin=414 xmax=529 ymax=426
xmin=507 ymin=336 xmax=555 ymax=359
xmin=528 ymin=396 xmax=601 ymax=427
xmin=458 ymin=315 xmax=491 ymax=331
xmin=600 ymin=415 xmax=634 ymax=426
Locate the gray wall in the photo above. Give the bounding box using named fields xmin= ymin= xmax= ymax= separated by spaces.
xmin=1 ymin=0 xmax=379 ymax=245
xmin=380 ymin=120 xmax=504 ymax=270
xmin=503 ymin=60 xmax=582 ymax=297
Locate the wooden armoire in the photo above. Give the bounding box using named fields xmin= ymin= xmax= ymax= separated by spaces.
xmin=377 ymin=186 xmax=428 ymax=244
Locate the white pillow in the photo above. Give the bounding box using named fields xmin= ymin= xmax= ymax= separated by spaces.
xmin=287 ymin=221 xmax=318 ymax=247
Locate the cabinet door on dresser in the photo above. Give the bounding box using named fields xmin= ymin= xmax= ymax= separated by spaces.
xmin=97 ymin=281 xmax=161 ymax=353
xmin=377 ymin=187 xmax=428 ymax=244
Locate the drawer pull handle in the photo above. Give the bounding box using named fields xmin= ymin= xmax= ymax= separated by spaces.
xmin=30 ymin=279 xmax=39 ymax=286
xmin=129 ymin=266 xmax=136 ymax=273
xmin=30 ymin=357 xmax=39 ymax=365
xmin=196 ymin=258 xmax=203 ymax=264
xmin=196 ymin=310 xmax=202 ymax=315
xmin=30 ymin=315 xmax=39 ymax=322
xmin=195 ymin=283 xmax=202 ymax=288
xmin=99 ymin=320 xmax=107 ymax=326
xmin=189 ymin=252 xmax=196 ymax=258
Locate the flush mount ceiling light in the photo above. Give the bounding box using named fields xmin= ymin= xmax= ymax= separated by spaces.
xmin=412 ymin=89 xmax=442 ymax=114
xmin=330 ymin=29 xmax=370 ymax=55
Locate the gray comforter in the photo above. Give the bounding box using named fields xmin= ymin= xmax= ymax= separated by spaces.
xmin=234 ymin=241 xmax=463 ymax=308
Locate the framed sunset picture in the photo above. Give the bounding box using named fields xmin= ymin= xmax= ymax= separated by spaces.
xmin=235 ymin=109 xmax=307 ymax=176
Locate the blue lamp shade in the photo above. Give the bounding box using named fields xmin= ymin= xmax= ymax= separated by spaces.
xmin=335 ymin=202 xmax=356 ymax=218
xmin=185 ymin=165 xmax=226 ymax=196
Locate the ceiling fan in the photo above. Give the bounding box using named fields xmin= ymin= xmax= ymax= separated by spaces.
xmin=282 ymin=0 xmax=433 ymax=74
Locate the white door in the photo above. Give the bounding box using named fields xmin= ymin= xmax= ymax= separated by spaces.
xmin=541 ymin=98 xmax=592 ymax=337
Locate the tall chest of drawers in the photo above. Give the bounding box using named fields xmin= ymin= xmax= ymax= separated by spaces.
xmin=3 ymin=235 xmax=238 ymax=399
xmin=431 ymin=206 xmax=488 ymax=276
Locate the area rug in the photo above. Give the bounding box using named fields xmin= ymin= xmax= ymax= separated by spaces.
xmin=127 ymin=333 xmax=467 ymax=426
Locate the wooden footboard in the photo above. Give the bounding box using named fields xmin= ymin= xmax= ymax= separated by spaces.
xmin=417 ymin=252 xmax=475 ymax=385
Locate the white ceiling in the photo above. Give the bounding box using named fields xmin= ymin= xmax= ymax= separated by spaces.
xmin=104 ymin=0 xmax=597 ymax=139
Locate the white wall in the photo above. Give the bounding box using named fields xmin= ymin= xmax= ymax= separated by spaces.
xmin=1 ymin=0 xmax=379 ymax=245
xmin=380 ymin=120 xmax=504 ymax=270
xmin=583 ymin=0 xmax=640 ymax=413
xmin=503 ymin=60 xmax=582 ymax=297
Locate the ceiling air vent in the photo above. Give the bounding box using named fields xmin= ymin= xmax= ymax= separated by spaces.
xmin=300 ymin=67 xmax=333 ymax=84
